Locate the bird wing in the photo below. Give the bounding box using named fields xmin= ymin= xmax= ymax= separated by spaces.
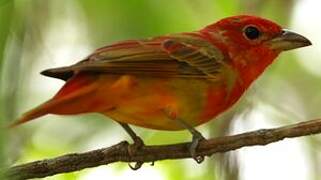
xmin=41 ymin=32 xmax=227 ymax=81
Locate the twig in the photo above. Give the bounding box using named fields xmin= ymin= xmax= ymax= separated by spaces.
xmin=6 ymin=118 xmax=321 ymax=179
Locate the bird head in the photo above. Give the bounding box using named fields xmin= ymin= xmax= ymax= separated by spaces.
xmin=203 ymin=15 xmax=312 ymax=84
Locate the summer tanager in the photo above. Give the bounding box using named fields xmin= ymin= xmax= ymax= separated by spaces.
xmin=10 ymin=15 xmax=311 ymax=164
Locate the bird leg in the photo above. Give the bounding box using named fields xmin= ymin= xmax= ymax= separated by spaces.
xmin=174 ymin=118 xmax=205 ymax=163
xmin=117 ymin=122 xmax=145 ymax=170
xmin=164 ymin=110 xmax=206 ymax=163
xmin=118 ymin=122 xmax=144 ymax=147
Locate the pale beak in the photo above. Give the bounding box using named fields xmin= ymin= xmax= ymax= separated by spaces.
xmin=268 ymin=29 xmax=312 ymax=51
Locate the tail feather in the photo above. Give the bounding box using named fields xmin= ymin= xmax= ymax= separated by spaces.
xmin=9 ymin=73 xmax=100 ymax=128
xmin=9 ymin=103 xmax=50 ymax=128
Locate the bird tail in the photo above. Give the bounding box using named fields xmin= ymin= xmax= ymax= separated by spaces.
xmin=9 ymin=73 xmax=99 ymax=128
xmin=9 ymin=102 xmax=52 ymax=128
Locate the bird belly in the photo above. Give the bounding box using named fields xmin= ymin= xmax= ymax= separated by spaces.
xmin=101 ymin=75 xmax=230 ymax=131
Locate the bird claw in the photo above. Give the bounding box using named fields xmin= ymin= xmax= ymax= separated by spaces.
xmin=128 ymin=161 xmax=144 ymax=170
xmin=189 ymin=132 xmax=205 ymax=163
xmin=127 ymin=136 xmax=145 ymax=170
xmin=194 ymin=155 xmax=204 ymax=164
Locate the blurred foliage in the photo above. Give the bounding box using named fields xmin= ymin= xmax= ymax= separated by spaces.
xmin=0 ymin=0 xmax=13 ymax=178
xmin=1 ymin=0 xmax=321 ymax=180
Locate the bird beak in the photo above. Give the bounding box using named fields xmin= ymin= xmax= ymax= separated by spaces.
xmin=268 ymin=29 xmax=312 ymax=51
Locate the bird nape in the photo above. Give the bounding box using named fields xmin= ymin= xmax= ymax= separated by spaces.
xmin=10 ymin=15 xmax=311 ymax=165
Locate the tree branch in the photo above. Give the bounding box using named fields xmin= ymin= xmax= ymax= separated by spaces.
xmin=6 ymin=118 xmax=321 ymax=179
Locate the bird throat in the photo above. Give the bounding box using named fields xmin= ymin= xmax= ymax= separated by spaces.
xmin=235 ymin=47 xmax=280 ymax=89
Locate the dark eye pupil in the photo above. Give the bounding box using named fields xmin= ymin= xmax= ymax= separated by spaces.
xmin=244 ymin=26 xmax=260 ymax=40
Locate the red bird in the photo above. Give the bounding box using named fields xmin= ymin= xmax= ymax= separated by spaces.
xmin=11 ymin=15 xmax=311 ymax=164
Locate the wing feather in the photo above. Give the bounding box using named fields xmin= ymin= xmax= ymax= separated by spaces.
xmin=41 ymin=33 xmax=226 ymax=81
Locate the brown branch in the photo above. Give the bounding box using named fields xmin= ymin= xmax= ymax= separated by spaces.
xmin=6 ymin=118 xmax=321 ymax=179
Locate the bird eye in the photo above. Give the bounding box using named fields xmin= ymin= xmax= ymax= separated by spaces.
xmin=243 ymin=26 xmax=261 ymax=40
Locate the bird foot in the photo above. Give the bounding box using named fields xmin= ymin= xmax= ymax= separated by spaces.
xmin=190 ymin=132 xmax=206 ymax=163
xmin=127 ymin=136 xmax=145 ymax=170
xmin=130 ymin=136 xmax=145 ymax=152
